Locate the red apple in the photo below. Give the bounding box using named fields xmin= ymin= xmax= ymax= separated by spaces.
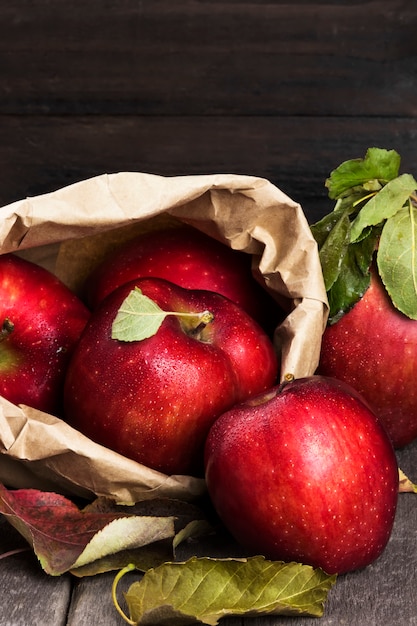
xmin=310 ymin=148 xmax=417 ymax=449
xmin=0 ymin=253 xmax=90 ymax=415
xmin=204 ymin=375 xmax=398 ymax=575
xmin=82 ymin=225 xmax=283 ymax=333
xmin=318 ymin=263 xmax=417 ymax=449
xmin=63 ymin=276 xmax=279 ymax=476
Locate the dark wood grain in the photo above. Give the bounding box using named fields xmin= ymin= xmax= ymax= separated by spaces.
xmin=0 ymin=1 xmax=416 ymax=116
xmin=1 ymin=115 xmax=416 ymax=224
xmin=0 ymin=1 xmax=415 ymax=224
xmin=0 ymin=520 xmax=71 ymax=626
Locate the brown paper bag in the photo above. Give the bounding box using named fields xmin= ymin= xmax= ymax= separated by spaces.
xmin=0 ymin=172 xmax=328 ymax=502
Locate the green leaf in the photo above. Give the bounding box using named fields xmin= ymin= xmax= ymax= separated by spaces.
xmin=311 ymin=147 xmax=417 ymax=322
xmin=325 ymin=147 xmax=401 ymax=199
xmin=112 ymin=287 xmax=168 ymax=341
xmin=111 ymin=287 xmax=214 ymax=342
xmin=350 ymin=173 xmax=417 ymax=243
xmin=122 ymin=556 xmax=337 ymax=624
xmin=310 ymin=207 xmax=351 ymax=291
xmin=377 ymin=203 xmax=417 ymax=319
xmin=326 ymin=227 xmax=380 ymax=324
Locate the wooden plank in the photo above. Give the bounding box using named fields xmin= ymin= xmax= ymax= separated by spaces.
xmin=0 ymin=519 xmax=72 ymax=626
xmin=67 ymin=573 xmax=128 ymax=626
xmin=0 ymin=115 xmax=415 ymax=224
xmin=0 ymin=1 xmax=415 ymax=116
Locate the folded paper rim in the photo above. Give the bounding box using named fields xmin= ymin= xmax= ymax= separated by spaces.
xmin=0 ymin=171 xmax=328 ymax=502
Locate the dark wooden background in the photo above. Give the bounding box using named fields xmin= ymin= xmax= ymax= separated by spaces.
xmin=1 ymin=3 xmax=417 ymax=625
xmin=1 ymin=1 xmax=416 ymax=224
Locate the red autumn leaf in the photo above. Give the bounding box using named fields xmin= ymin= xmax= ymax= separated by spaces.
xmin=0 ymin=483 xmax=207 ymax=576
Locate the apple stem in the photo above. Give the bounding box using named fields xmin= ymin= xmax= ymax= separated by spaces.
xmin=166 ymin=309 xmax=214 ymax=335
xmin=277 ymin=372 xmax=295 ymax=393
xmin=0 ymin=318 xmax=14 ymax=342
xmin=188 ymin=310 xmax=215 ymax=335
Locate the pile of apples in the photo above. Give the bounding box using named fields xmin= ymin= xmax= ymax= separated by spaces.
xmin=0 ymin=222 xmax=401 ymax=575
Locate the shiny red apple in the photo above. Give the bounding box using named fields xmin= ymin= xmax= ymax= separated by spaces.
xmin=204 ymin=375 xmax=398 ymax=575
xmin=0 ymin=253 xmax=90 ymax=415
xmin=64 ymin=276 xmax=278 ymax=476
xmin=318 ymin=264 xmax=417 ymax=448
xmin=82 ymin=225 xmax=282 ymax=333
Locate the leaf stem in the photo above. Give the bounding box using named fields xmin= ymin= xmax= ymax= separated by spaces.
xmin=162 ymin=309 xmax=214 ymax=325
xmin=0 ymin=547 xmax=30 ymax=561
xmin=409 ymin=198 xmax=417 ymax=298
xmin=352 ymin=191 xmax=378 ymax=209
xmin=112 ymin=563 xmax=137 ymax=625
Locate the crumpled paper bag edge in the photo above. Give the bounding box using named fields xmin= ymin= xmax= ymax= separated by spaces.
xmin=0 ymin=171 xmax=329 ymax=502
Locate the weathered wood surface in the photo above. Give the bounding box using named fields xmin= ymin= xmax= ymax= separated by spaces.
xmin=1 ymin=115 xmax=417 ymax=224
xmin=1 ymin=1 xmax=416 ymax=116
xmin=0 ymin=2 xmax=416 ymax=624
xmin=0 ymin=1 xmax=416 ymax=223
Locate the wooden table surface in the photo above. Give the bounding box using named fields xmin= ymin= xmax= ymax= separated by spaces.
xmin=1 ymin=438 xmax=416 ymax=626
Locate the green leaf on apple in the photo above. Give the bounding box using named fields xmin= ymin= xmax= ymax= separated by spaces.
xmin=350 ymin=173 xmax=417 ymax=243
xmin=325 ymin=146 xmax=401 ymax=199
xmin=312 ymin=147 xmax=417 ymax=322
xmin=311 ymin=209 xmax=381 ymax=323
xmin=377 ymin=202 xmax=417 ymax=319
xmin=310 ymin=206 xmax=351 ymax=292
xmin=325 ymin=228 xmax=380 ymax=323
xmin=111 ymin=287 xmax=214 ymax=342
xmin=115 ymin=556 xmax=337 ymax=624
xmin=112 ymin=287 xmax=168 ymax=341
